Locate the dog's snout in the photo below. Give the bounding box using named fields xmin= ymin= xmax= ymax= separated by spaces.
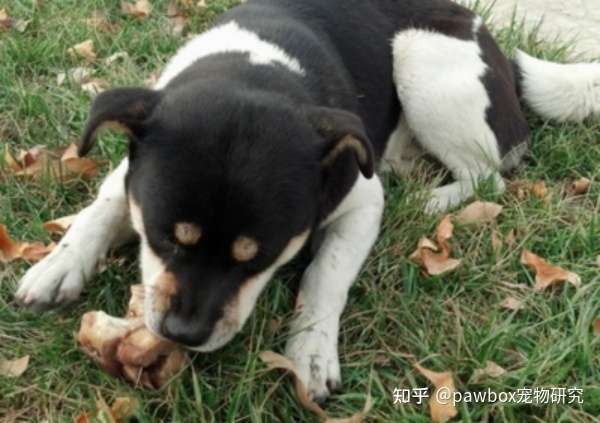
xmin=161 ymin=311 xmax=212 ymax=346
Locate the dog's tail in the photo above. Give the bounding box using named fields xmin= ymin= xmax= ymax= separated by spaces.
xmin=513 ymin=50 xmax=600 ymax=122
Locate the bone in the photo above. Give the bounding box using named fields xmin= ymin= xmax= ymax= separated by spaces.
xmin=77 ymin=283 xmax=187 ymax=389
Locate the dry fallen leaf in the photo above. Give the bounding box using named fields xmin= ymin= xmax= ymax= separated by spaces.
xmin=472 ymin=361 xmax=506 ymax=383
xmin=104 ymin=51 xmax=129 ymax=66
xmin=0 ymin=224 xmax=55 ymax=263
xmin=0 ymin=355 xmax=29 ymax=378
xmin=530 ymin=180 xmax=548 ymax=201
xmin=521 ymin=249 xmax=581 ymax=291
xmin=77 ymin=394 xmax=139 ymax=423
xmin=455 ymin=201 xmax=503 ymax=225
xmin=0 ymin=8 xmax=10 ymax=31
xmin=121 ymin=0 xmax=152 ymax=19
xmin=167 ymin=1 xmax=188 ymax=36
xmin=499 ymin=296 xmax=524 ymax=311
xmin=43 ymin=214 xmax=77 ymax=235
xmin=86 ymin=11 xmax=121 ymax=33
xmin=68 ymin=39 xmax=97 ymax=62
xmin=568 ymin=177 xmax=591 ymax=196
xmin=596 ymin=255 xmax=600 ymax=268
xmin=80 ymin=79 xmax=110 ymax=97
xmin=5 ymin=144 xmax=99 ymax=181
xmin=508 ymin=179 xmax=550 ymax=202
xmin=594 ymin=318 xmax=600 ymax=336
xmin=4 ymin=145 xmax=22 ymax=172
xmin=414 ymin=363 xmax=458 ymax=423
xmin=57 ymin=67 xmax=93 ymax=86
xmin=260 ymin=351 xmax=372 ymax=423
xmin=60 ymin=143 xmax=99 ymax=179
xmin=108 ymin=396 xmax=139 ymax=422
xmin=409 ymin=215 xmax=461 ymax=276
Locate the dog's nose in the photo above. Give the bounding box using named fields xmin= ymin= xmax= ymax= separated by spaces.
xmin=161 ymin=312 xmax=212 ymax=346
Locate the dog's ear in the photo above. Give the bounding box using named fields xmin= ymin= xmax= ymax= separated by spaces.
xmin=78 ymin=87 xmax=161 ymax=156
xmin=306 ymin=106 xmax=374 ymax=178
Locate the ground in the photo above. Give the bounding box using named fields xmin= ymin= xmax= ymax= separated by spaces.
xmin=1 ymin=0 xmax=599 ymax=422
xmin=461 ymin=0 xmax=600 ymax=59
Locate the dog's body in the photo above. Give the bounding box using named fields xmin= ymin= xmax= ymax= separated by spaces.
xmin=16 ymin=0 xmax=600 ymax=401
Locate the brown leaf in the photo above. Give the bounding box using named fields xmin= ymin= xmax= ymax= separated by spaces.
xmin=520 ymin=249 xmax=581 ymax=291
xmin=594 ymin=317 xmax=600 ymax=336
xmin=259 ymin=351 xmax=372 ymax=423
xmin=414 ymin=363 xmax=458 ymax=423
xmin=499 ymin=296 xmax=524 ymax=311
xmin=121 ymin=0 xmax=152 ymax=19
xmin=167 ymin=1 xmax=188 ymax=36
xmin=57 ymin=67 xmax=93 ymax=86
xmin=506 ymin=229 xmax=516 ymax=246
xmin=43 ymin=214 xmax=77 ymax=235
xmin=74 ymin=412 xmax=92 ymax=423
xmin=530 ymin=180 xmax=548 ymax=201
xmin=68 ymin=39 xmax=97 ymax=62
xmin=3 ymin=145 xmax=22 ymax=172
xmin=472 ymin=361 xmax=506 ymax=383
xmin=109 ymin=396 xmax=139 ymax=422
xmin=86 ymin=11 xmax=121 ymax=33
xmin=596 ymin=255 xmax=600 ymax=268
xmin=455 ymin=201 xmax=503 ymax=225
xmin=80 ymin=79 xmax=110 ymax=97
xmin=0 ymin=355 xmax=29 ymax=378
xmin=569 ymin=177 xmax=591 ymax=196
xmin=409 ymin=215 xmax=461 ymax=276
xmin=77 ymin=394 xmax=138 ymax=423
xmin=5 ymin=144 xmax=99 ymax=181
xmin=104 ymin=51 xmax=129 ymax=66
xmin=61 ymin=143 xmax=99 ymax=179
xmin=0 ymin=224 xmax=54 ymax=263
xmin=21 ymin=242 xmax=56 ymax=262
xmin=0 ymin=8 xmax=10 ymax=31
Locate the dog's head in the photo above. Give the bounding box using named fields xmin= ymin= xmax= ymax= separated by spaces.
xmin=79 ymin=85 xmax=374 ymax=351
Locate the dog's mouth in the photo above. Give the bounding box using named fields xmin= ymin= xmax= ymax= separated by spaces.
xmin=142 ymin=274 xmax=242 ymax=351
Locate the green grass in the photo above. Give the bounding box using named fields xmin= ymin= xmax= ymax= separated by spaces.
xmin=1 ymin=1 xmax=600 ymax=421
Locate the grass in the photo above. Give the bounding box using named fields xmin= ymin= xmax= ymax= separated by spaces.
xmin=1 ymin=0 xmax=599 ymax=421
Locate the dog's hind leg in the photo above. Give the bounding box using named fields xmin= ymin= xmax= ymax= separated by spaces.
xmin=16 ymin=159 xmax=135 ymax=311
xmin=391 ymin=18 xmax=529 ymax=213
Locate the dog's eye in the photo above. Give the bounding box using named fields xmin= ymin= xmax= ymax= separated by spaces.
xmin=232 ymin=236 xmax=259 ymax=262
xmin=174 ymin=222 xmax=202 ymax=246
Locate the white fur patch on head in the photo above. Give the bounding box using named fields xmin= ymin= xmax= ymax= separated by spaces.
xmin=156 ymin=21 xmax=305 ymax=89
xmin=129 ymin=197 xmax=170 ymax=335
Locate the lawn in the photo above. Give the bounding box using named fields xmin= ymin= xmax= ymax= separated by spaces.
xmin=1 ymin=0 xmax=599 ymax=422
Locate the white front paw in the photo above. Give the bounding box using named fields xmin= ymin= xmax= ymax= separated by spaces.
xmin=15 ymin=244 xmax=95 ymax=311
xmin=285 ymin=318 xmax=341 ymax=403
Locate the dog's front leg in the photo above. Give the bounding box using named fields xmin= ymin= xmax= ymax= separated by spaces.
xmin=285 ymin=175 xmax=384 ymax=403
xmin=16 ymin=159 xmax=134 ymax=311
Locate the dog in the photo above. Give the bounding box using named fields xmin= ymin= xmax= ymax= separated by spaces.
xmin=15 ymin=0 xmax=600 ymax=402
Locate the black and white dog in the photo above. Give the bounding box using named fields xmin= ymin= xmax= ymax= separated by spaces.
xmin=16 ymin=0 xmax=600 ymax=401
